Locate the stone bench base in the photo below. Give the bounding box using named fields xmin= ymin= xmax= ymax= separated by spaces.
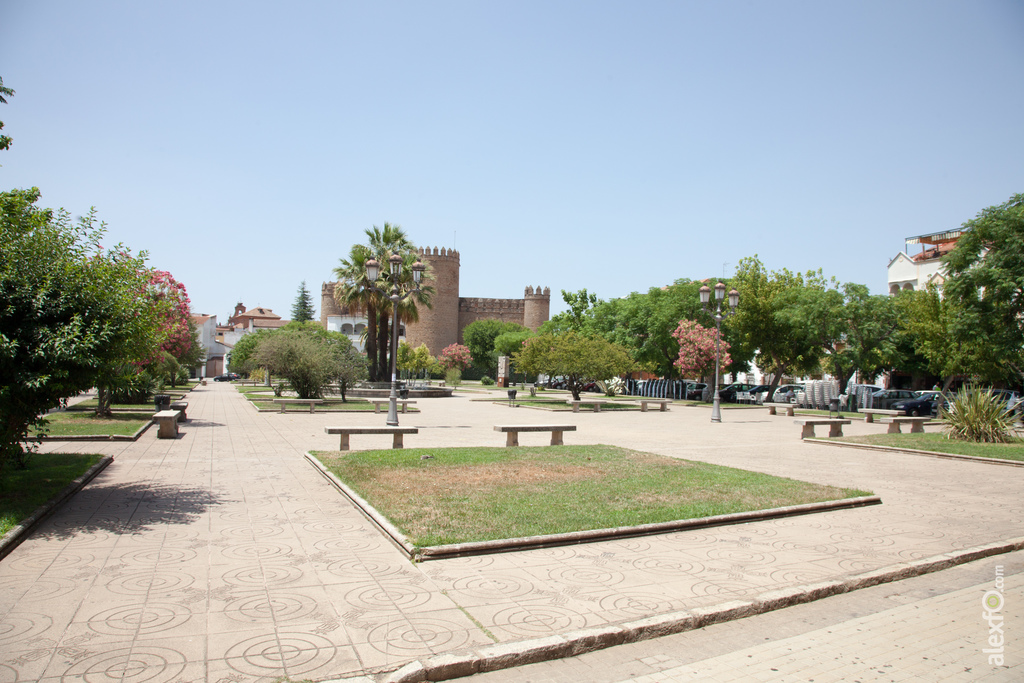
xmin=494 ymin=424 xmax=577 ymax=447
xmin=154 ymin=410 xmax=181 ymax=438
xmin=881 ymin=417 xmax=930 ymax=434
xmin=766 ymin=403 xmax=795 ymax=417
xmin=274 ymin=399 xmax=324 ymax=413
xmin=794 ymin=418 xmax=852 ymax=439
xmin=638 ymin=400 xmax=671 ymax=412
xmin=862 ymin=409 xmax=902 ymax=423
xmin=325 ymin=426 xmax=418 ymax=451
xmin=372 ymin=400 xmax=417 ymax=414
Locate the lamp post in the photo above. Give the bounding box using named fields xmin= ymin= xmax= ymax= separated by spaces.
xmin=699 ymin=282 xmax=739 ymax=423
xmin=365 ymin=253 xmax=426 ymax=426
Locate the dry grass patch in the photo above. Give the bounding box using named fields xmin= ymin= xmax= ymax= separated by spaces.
xmin=314 ymin=445 xmax=869 ymax=547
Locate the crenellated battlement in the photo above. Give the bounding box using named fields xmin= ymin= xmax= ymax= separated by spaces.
xmin=417 ymin=246 xmax=460 ymax=262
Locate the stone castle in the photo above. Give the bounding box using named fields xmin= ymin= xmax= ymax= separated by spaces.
xmin=320 ymin=246 xmax=550 ymax=355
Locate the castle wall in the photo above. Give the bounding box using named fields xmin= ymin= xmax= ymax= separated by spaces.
xmin=323 ymin=246 xmax=550 ymax=357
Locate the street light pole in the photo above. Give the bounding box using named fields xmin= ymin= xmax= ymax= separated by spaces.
xmin=699 ymin=282 xmax=739 ymax=423
xmin=365 ymin=254 xmax=425 ymax=426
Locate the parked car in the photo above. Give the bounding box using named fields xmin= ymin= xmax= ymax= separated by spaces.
xmin=684 ymin=381 xmax=707 ymax=400
xmin=870 ymin=389 xmax=918 ymax=410
xmin=766 ymin=384 xmax=804 ymax=403
xmin=213 ymin=374 xmax=233 ymax=382
xmin=719 ymin=383 xmax=757 ymax=403
xmin=891 ymin=391 xmax=941 ymax=417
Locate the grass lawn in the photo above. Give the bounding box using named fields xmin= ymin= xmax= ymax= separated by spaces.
xmin=313 ymin=444 xmax=870 ymax=547
xmin=249 ymin=397 xmax=380 ymax=412
xmin=0 ymin=453 xmax=103 ymax=536
xmin=832 ymin=432 xmax=1024 ymax=462
xmin=32 ymin=412 xmax=153 ymax=437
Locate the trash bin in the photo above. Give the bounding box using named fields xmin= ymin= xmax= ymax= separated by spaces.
xmin=155 ymin=394 xmax=171 ymax=411
xmin=507 ymin=389 xmax=517 ymax=406
xmin=399 ymin=388 xmax=410 ymax=400
xmin=828 ymin=397 xmax=840 ymax=418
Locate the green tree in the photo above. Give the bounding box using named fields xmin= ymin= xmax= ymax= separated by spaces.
xmin=543 ymin=289 xmax=598 ymax=334
xmin=291 ymin=280 xmax=316 ymax=322
xmin=942 ymin=192 xmax=1024 ymax=384
xmin=1 ymin=189 xmax=157 ymax=474
xmin=513 ymin=331 xmax=635 ymax=401
xmin=462 ymin=319 xmax=529 ymax=378
xmin=730 ymin=256 xmax=828 ymax=390
xmin=228 ymin=329 xmax=271 ymax=377
xmin=333 ymin=223 xmax=432 ymax=381
xmin=0 ymin=76 xmax=13 ymax=157
xmin=253 ymin=323 xmax=365 ymax=399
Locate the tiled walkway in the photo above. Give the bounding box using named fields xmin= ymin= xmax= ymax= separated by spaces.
xmin=2 ymin=383 xmax=1022 ymax=681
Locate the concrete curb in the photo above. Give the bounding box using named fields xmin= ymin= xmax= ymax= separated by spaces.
xmin=370 ymin=537 xmax=1024 ymax=682
xmin=305 ymin=452 xmax=881 ymax=562
xmin=0 ymin=455 xmax=113 ymax=562
xmin=808 ymin=437 xmax=1024 ymax=467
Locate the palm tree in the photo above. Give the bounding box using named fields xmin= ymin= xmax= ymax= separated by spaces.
xmin=333 ymin=223 xmax=434 ymax=382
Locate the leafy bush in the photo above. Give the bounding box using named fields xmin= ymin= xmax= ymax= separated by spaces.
xmin=445 ymin=368 xmax=462 ymax=387
xmin=941 ymin=387 xmax=1018 ymax=443
xmin=480 ymin=375 xmax=494 ymax=385
xmin=109 ymin=370 xmax=156 ymax=405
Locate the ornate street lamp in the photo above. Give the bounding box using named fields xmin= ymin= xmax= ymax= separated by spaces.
xmin=365 ymin=254 xmax=426 ymax=426
xmin=699 ymin=282 xmax=739 ymax=423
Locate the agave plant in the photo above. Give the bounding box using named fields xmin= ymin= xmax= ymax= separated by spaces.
xmin=940 ymin=387 xmax=1018 ymax=443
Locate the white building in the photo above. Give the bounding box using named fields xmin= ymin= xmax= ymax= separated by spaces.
xmin=191 ymin=314 xmax=229 ymax=378
xmin=886 ymin=228 xmax=966 ymax=294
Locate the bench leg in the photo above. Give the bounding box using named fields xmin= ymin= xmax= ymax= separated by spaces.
xmin=309 ymin=403 xmax=316 ymax=413
xmin=660 ymin=403 xmax=668 ymax=412
xmin=864 ymin=413 xmax=874 ymax=423
xmin=910 ymin=421 xmax=925 ymax=434
xmin=594 ymin=404 xmax=601 ymax=412
xmin=339 ymin=433 xmax=350 ymax=451
xmin=393 ymin=433 xmax=404 ymax=449
xmin=280 ymin=405 xmax=287 ymax=413
xmin=400 ymin=403 xmax=407 ymax=413
xmin=887 ymin=422 xmax=902 ymax=434
xmin=550 ymin=430 xmax=563 ymax=446
xmin=374 ymin=404 xmax=382 ymax=414
xmin=800 ymin=424 xmax=815 ymax=439
xmin=829 ymin=423 xmax=844 ymax=438
xmin=571 ymin=403 xmax=580 ymax=413
xmin=505 ymin=432 xmax=519 ymax=447
xmin=768 ymin=406 xmax=777 ymax=415
xmin=640 ymin=403 xmax=648 ymax=412
xmin=786 ymin=407 xmax=794 ymax=417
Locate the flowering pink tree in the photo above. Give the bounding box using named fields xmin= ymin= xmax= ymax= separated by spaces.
xmin=672 ymin=319 xmax=730 ymax=380
xmin=145 ymin=270 xmax=196 ymax=362
xmin=438 ymin=343 xmax=472 ymax=372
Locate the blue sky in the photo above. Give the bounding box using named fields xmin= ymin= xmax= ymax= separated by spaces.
xmin=3 ymin=1 xmax=1023 ymax=321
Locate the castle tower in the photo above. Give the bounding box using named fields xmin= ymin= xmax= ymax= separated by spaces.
xmin=404 ymin=246 xmax=461 ymax=356
xmin=523 ymin=286 xmax=551 ymax=331
xmin=320 ymin=282 xmax=343 ymax=328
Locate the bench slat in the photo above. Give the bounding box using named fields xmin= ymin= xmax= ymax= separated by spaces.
xmin=324 ymin=426 xmax=418 ymax=451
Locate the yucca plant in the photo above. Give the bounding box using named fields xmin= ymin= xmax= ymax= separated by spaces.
xmin=940 ymin=386 xmax=1018 ymax=443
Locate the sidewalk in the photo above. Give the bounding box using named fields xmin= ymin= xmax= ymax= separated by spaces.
xmin=1 ymin=383 xmax=1021 ymax=682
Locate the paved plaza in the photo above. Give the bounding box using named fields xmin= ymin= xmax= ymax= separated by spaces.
xmin=1 ymin=382 xmax=1021 ymax=682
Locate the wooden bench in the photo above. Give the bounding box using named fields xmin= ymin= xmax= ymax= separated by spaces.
xmin=794 ymin=418 xmax=852 ymax=439
xmin=153 ymin=410 xmax=181 ymax=438
xmin=766 ymin=402 xmax=795 ymax=416
xmin=879 ymin=416 xmax=930 ymax=434
xmin=170 ymin=401 xmax=188 ymax=422
xmin=324 ymin=426 xmax=418 ymax=451
xmin=273 ymin=398 xmax=324 ymax=413
xmin=637 ymin=399 xmax=671 ymax=412
xmin=494 ymin=424 xmax=577 ymax=447
xmin=372 ymin=399 xmax=417 ymax=414
xmin=860 ymin=408 xmax=902 ymax=423
xmin=567 ymin=400 xmax=607 ymax=413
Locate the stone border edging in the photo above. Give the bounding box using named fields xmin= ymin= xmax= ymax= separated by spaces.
xmin=808 ymin=437 xmax=1024 ymax=467
xmin=374 ymin=537 xmax=1024 ymax=683
xmin=0 ymin=455 xmax=113 ymax=562
xmin=304 ymin=452 xmax=881 ymax=562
